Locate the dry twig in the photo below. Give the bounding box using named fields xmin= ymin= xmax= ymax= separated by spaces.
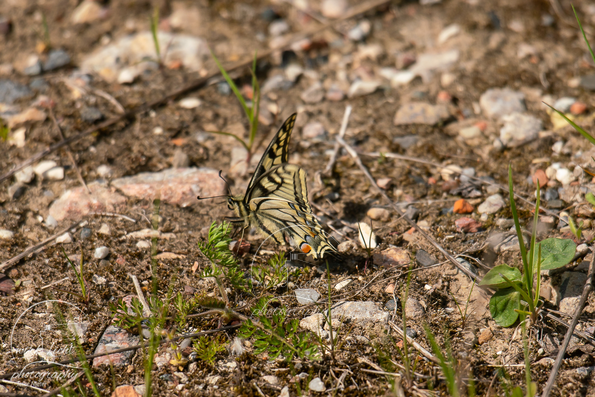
xmin=389 ymin=321 xmax=439 ymax=364
xmin=0 ymin=221 xmax=87 ymax=272
xmin=543 ymin=251 xmax=595 ymax=396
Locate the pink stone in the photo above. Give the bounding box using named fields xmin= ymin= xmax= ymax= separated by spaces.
xmin=49 ymin=183 xmax=126 ymax=221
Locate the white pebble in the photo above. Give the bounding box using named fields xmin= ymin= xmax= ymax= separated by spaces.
xmin=56 ymin=232 xmax=72 ymax=244
xmin=555 ymin=168 xmax=574 ymax=185
xmin=45 ymin=167 xmax=65 ymax=180
xmin=15 ymin=166 xmax=35 ymax=183
xmin=0 ymin=229 xmax=15 ymax=240
xmin=552 ymin=141 xmax=564 ymax=154
xmin=34 ymin=161 xmax=57 ymax=177
xmin=440 ymin=164 xmax=462 ymax=181
xmin=438 ymin=24 xmax=461 ymax=44
xmin=153 ymin=126 xmax=163 ymax=135
xmin=179 ymin=97 xmax=201 ymax=109
xmin=98 ymin=223 xmax=111 ymax=235
xmin=97 ymin=165 xmax=112 ymax=177
xmin=45 ymin=215 xmax=58 ymax=228
xmin=357 ymin=222 xmax=377 ymax=249
xmin=545 ymin=163 xmax=561 ymax=180
xmin=136 ymin=240 xmax=151 ymax=249
xmin=94 ymin=246 xmax=110 ymax=259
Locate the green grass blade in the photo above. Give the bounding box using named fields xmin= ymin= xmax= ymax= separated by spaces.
xmin=249 ymin=52 xmax=260 ymax=149
xmin=500 ymin=274 xmax=533 ymax=310
xmin=150 ymin=7 xmax=161 ymax=61
xmin=573 ymin=5 xmax=595 ymax=65
xmin=527 ymin=180 xmax=541 ymax=294
xmin=543 ymin=103 xmax=595 ymax=146
xmin=210 ymin=49 xmax=252 ymax=123
xmin=206 ymin=130 xmax=250 ymax=151
xmin=534 ymin=244 xmax=542 ymax=309
xmin=509 ymin=165 xmax=529 ymax=273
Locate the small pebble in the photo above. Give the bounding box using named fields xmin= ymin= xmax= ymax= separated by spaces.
xmin=347 ymin=80 xmax=380 ymax=98
xmin=80 ymin=228 xmax=92 ymax=239
xmin=570 ymin=101 xmax=587 ymax=115
xmin=8 ymin=183 xmax=26 ymax=200
xmin=325 ymin=84 xmax=345 ymax=101
xmin=80 ymin=106 xmax=103 ymax=123
xmin=453 ymin=199 xmax=473 ymax=214
xmin=532 ymin=169 xmax=548 ymax=187
xmin=544 ymin=188 xmax=559 ymax=201
xmin=178 ymin=97 xmax=201 ymax=109
xmin=45 ymin=215 xmax=58 ymax=228
xmin=300 ymin=82 xmax=324 ymax=104
xmin=15 ymin=166 xmax=35 ymax=183
xmin=136 ymin=240 xmax=151 ymax=249
xmin=34 ymin=161 xmax=57 ymax=177
xmin=385 ymin=299 xmax=397 ymax=311
xmin=96 ymin=165 xmax=112 ymax=178
xmin=455 ymin=217 xmax=482 ymax=233
xmin=485 ymin=185 xmax=500 ymax=195
xmin=45 ymin=167 xmax=65 ymax=180
xmin=556 ymin=168 xmax=574 ymax=185
xmin=94 ymin=246 xmax=110 ymax=259
xmin=553 ymin=97 xmax=575 ymax=112
xmin=56 ymin=232 xmax=73 ymax=244
xmin=478 ymin=194 xmax=505 ymax=214
xmin=321 ymin=0 xmax=347 ymax=18
xmin=367 ymin=207 xmax=390 ymax=221
xmin=98 ymin=223 xmax=111 ymax=235
xmin=0 ymin=229 xmax=15 ymax=240
xmin=459 ymin=126 xmax=482 ymax=139
xmin=377 ymin=178 xmax=392 ymax=189
xmin=308 ymin=377 xmax=326 ymax=392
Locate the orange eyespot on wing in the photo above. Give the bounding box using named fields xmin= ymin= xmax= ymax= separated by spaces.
xmin=300 ymin=242 xmax=312 ymax=253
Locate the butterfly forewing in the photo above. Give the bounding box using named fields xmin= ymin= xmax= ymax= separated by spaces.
xmin=246 ymin=113 xmax=297 ymax=192
xmin=228 ymin=113 xmax=338 ymax=259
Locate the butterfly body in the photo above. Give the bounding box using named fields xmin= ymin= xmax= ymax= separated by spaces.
xmin=226 ymin=114 xmax=337 ymax=259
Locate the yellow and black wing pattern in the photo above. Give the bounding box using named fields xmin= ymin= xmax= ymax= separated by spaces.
xmin=227 ymin=113 xmax=338 ymax=259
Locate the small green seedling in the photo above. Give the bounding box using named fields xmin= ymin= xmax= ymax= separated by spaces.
xmin=60 ymin=247 xmax=90 ymax=303
xmin=480 ymin=166 xmax=576 ymax=327
xmin=193 ymin=335 xmax=227 ymax=366
xmin=208 ymin=51 xmax=261 ymax=165
xmin=0 ymin=118 xmax=9 ymax=141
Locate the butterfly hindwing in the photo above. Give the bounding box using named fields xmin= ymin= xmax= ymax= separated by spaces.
xmin=227 ymin=113 xmax=338 ymax=259
xmin=246 ymin=164 xmax=338 ymax=259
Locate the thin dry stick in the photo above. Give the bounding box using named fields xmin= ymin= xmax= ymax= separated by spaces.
xmin=365 ymin=151 xmax=562 ymax=221
xmin=49 ymin=108 xmax=90 ymax=194
xmin=0 ymin=0 xmax=391 ymax=184
xmin=389 ymin=321 xmax=439 ymax=364
xmin=338 ymin=140 xmax=479 ymax=281
xmin=542 ymin=250 xmax=595 ymax=397
xmin=0 ymin=221 xmax=86 ymax=272
xmin=0 ymin=324 xmax=239 ymax=380
xmin=323 ymin=105 xmax=352 ymax=176
xmin=40 ymin=371 xmax=84 ymax=397
xmin=545 ymin=312 xmax=595 ymax=347
xmin=90 ymin=88 xmax=125 ymax=114
xmin=130 ymin=274 xmax=151 ymax=317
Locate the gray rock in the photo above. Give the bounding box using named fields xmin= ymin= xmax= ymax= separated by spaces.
xmin=479 ymin=88 xmax=526 ymax=118
xmin=29 ymin=77 xmax=49 ymax=92
xmin=94 ymin=246 xmax=110 ymax=259
xmin=80 ymin=227 xmax=92 ymax=239
xmin=554 ymin=97 xmax=576 ymax=113
xmin=93 ymin=325 xmax=140 ymax=367
xmin=404 ymin=206 xmax=420 ymax=221
xmin=0 ymin=79 xmax=32 ymax=103
xmin=43 ymin=49 xmax=71 ymax=71
xmin=331 ymin=301 xmax=389 ymax=324
xmin=416 ymin=249 xmax=437 ymax=267
xmin=557 ymin=272 xmax=588 ymax=315
xmin=499 ymin=112 xmax=542 ymax=147
xmin=262 ymin=74 xmax=292 ymax=92
xmin=456 ymin=257 xmax=478 ymax=276
xmin=406 ymin=328 xmax=418 ymax=338
xmin=325 ymin=84 xmax=345 ymax=101
xmin=300 ymin=82 xmax=324 ymax=103
xmin=393 ymin=135 xmax=419 ymax=149
xmin=405 ymin=298 xmax=425 ymax=318
xmin=347 ymin=19 xmax=371 ymax=41
xmin=112 ymin=167 xmax=226 ymax=207
xmin=217 ymin=82 xmax=231 ymax=95
xmin=477 ymin=194 xmax=505 ymax=214
xmin=580 ymin=75 xmax=595 ymax=91
xmin=544 ymin=188 xmax=559 ymax=201
xmin=8 ymin=183 xmax=26 ymax=200
xmin=385 ymin=299 xmax=397 ymax=311
xmin=23 ymin=61 xmax=42 ymax=76
xmin=394 ymin=102 xmax=449 ymax=125
xmin=80 ymin=106 xmax=103 ymax=122
xmin=409 ymin=50 xmax=460 ymax=83
xmin=309 ymin=378 xmax=326 ymax=392
xmin=348 ymin=80 xmax=380 ymax=98
xmin=295 ymin=289 xmax=320 ymax=305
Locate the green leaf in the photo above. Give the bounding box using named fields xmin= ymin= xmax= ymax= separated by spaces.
xmin=587 ymin=192 xmax=595 ymax=207
xmin=480 ymin=265 xmax=522 ymax=288
xmin=489 ymin=287 xmax=520 ymax=327
xmin=511 ymin=386 xmax=523 ymax=397
xmin=538 ymin=238 xmax=576 ymax=270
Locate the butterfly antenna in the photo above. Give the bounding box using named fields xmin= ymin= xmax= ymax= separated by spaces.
xmin=218 ymin=170 xmax=232 ymax=196
xmin=196 ymin=171 xmax=231 ymax=200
